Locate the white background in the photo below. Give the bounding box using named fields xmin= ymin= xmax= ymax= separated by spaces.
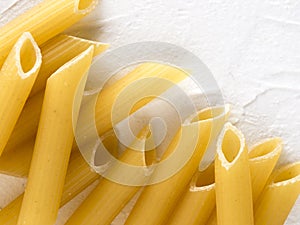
xmin=0 ymin=0 xmax=299 ymax=224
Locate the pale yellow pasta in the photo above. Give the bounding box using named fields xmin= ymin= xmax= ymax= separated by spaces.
xmin=167 ymin=163 xmax=215 ymax=225
xmin=65 ymin=126 xmax=156 ymax=225
xmin=0 ymin=0 xmax=98 ymax=67
xmin=248 ymin=137 xmax=282 ymax=202
xmin=0 ymin=134 xmax=117 ymax=225
xmin=17 ymin=47 xmax=94 ymax=225
xmin=124 ymin=106 xmax=230 ymax=225
xmin=254 ymin=162 xmax=300 ymax=225
xmin=214 ymin=123 xmax=254 ymax=225
xmin=0 ymin=32 xmax=41 ymax=156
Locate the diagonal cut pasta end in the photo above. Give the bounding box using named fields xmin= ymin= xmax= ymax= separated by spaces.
xmin=75 ymin=0 xmax=99 ymax=14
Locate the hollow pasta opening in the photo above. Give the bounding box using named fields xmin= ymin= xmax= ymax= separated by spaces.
xmin=221 ymin=129 xmax=241 ymax=163
xmin=195 ymin=164 xmax=215 ymax=187
xmin=249 ymin=138 xmax=281 ymax=159
xmin=273 ymin=163 xmax=300 ymax=183
xmin=77 ymin=0 xmax=95 ymax=11
xmin=19 ymin=38 xmax=36 ymax=73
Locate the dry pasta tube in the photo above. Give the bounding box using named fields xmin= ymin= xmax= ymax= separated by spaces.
xmin=65 ymin=126 xmax=156 ymax=225
xmin=206 ymin=137 xmax=282 ymax=225
xmin=248 ymin=137 xmax=282 ymax=202
xmin=124 ymin=105 xmax=230 ymax=225
xmin=167 ymin=163 xmax=215 ymax=225
xmin=254 ymin=162 xmax=300 ymax=225
xmin=0 ymin=134 xmax=117 ymax=225
xmin=0 ymin=0 xmax=98 ymax=67
xmin=30 ymin=34 xmax=109 ymax=97
xmin=17 ymin=47 xmax=94 ymax=225
xmin=214 ymin=123 xmax=254 ymax=225
xmin=95 ymin=62 xmax=189 ymax=136
xmin=0 ymin=32 xmax=41 ymax=156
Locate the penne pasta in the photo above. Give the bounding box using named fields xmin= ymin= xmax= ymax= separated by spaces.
xmin=214 ymin=123 xmax=254 ymax=225
xmin=0 ymin=32 xmax=41 ymax=157
xmin=0 ymin=0 xmax=98 ymax=67
xmin=167 ymin=163 xmax=215 ymax=225
xmin=65 ymin=126 xmax=156 ymax=225
xmin=254 ymin=162 xmax=300 ymax=225
xmin=95 ymin=62 xmax=189 ymax=136
xmin=124 ymin=106 xmax=229 ymax=225
xmin=17 ymin=47 xmax=94 ymax=225
xmin=0 ymin=134 xmax=117 ymax=225
xmin=248 ymin=137 xmax=282 ymax=202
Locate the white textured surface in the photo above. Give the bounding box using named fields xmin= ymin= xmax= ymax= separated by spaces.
xmin=0 ymin=0 xmax=299 ymax=224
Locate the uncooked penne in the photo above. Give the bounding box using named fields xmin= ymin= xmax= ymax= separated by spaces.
xmin=254 ymin=162 xmax=300 ymax=225
xmin=0 ymin=0 xmax=98 ymax=67
xmin=248 ymin=137 xmax=282 ymax=202
xmin=65 ymin=126 xmax=156 ymax=225
xmin=214 ymin=123 xmax=253 ymax=225
xmin=124 ymin=106 xmax=230 ymax=225
xmin=0 ymin=32 xmax=41 ymax=156
xmin=0 ymin=134 xmax=117 ymax=225
xmin=17 ymin=47 xmax=94 ymax=225
xmin=167 ymin=163 xmax=215 ymax=225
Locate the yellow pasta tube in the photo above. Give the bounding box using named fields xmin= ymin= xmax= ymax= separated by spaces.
xmin=248 ymin=137 xmax=282 ymax=202
xmin=17 ymin=47 xmax=94 ymax=225
xmin=0 ymin=0 xmax=98 ymax=67
xmin=167 ymin=163 xmax=215 ymax=225
xmin=0 ymin=32 xmax=41 ymax=156
xmin=30 ymin=34 xmax=109 ymax=97
xmin=96 ymin=63 xmax=188 ymax=136
xmin=124 ymin=106 xmax=229 ymax=225
xmin=65 ymin=126 xmax=156 ymax=225
xmin=254 ymin=162 xmax=300 ymax=225
xmin=214 ymin=123 xmax=254 ymax=225
xmin=0 ymin=134 xmax=117 ymax=225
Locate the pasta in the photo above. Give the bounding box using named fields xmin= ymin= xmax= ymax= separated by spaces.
xmin=0 ymin=0 xmax=98 ymax=67
xmin=0 ymin=32 xmax=41 ymax=157
xmin=17 ymin=47 xmax=94 ymax=225
xmin=254 ymin=162 xmax=300 ymax=225
xmin=0 ymin=134 xmax=117 ymax=225
xmin=167 ymin=163 xmax=215 ymax=225
xmin=214 ymin=123 xmax=254 ymax=225
xmin=65 ymin=126 xmax=156 ymax=225
xmin=248 ymin=137 xmax=282 ymax=202
xmin=124 ymin=106 xmax=230 ymax=225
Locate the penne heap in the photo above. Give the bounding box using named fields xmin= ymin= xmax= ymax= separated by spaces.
xmin=17 ymin=47 xmax=94 ymax=225
xmin=0 ymin=0 xmax=98 ymax=67
xmin=124 ymin=106 xmax=230 ymax=225
xmin=0 ymin=32 xmax=41 ymax=157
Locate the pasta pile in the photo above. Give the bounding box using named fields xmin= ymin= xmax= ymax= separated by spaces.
xmin=0 ymin=0 xmax=299 ymax=225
